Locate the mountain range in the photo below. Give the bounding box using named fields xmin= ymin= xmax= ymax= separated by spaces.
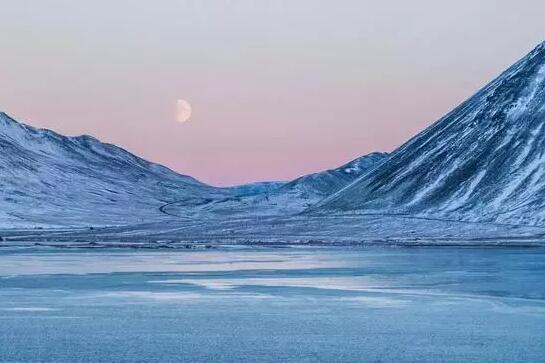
xmin=0 ymin=112 xmax=384 ymax=226
xmin=158 ymin=152 xmax=388 ymax=218
xmin=2 ymin=41 xmax=545 ymax=233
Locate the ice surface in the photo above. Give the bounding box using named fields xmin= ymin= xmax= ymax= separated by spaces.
xmin=1 ymin=247 xmax=544 ymax=362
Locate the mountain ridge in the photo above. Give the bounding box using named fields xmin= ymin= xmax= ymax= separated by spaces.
xmin=0 ymin=112 xmax=387 ymax=226
xmin=0 ymin=112 xmax=226 ymax=227
xmin=158 ymin=152 xmax=388 ymax=217
xmin=0 ymin=112 xmax=204 ymax=186
xmin=313 ymin=41 xmax=545 ymax=226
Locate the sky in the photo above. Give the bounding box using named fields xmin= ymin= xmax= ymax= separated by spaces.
xmin=1 ymin=0 xmax=544 ymax=186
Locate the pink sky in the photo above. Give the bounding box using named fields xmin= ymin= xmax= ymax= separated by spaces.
xmin=1 ymin=0 xmax=544 ymax=185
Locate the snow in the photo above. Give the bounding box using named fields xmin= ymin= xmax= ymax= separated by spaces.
xmin=0 ymin=112 xmax=226 ymax=228
xmin=314 ymin=41 xmax=545 ymax=226
xmin=3 ymin=42 xmax=545 ymax=241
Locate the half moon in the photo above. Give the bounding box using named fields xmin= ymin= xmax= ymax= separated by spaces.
xmin=176 ymin=99 xmax=192 ymax=123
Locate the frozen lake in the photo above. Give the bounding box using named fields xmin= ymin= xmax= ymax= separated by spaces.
xmin=1 ymin=246 xmax=545 ymax=362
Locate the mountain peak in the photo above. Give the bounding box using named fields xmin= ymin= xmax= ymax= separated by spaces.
xmin=0 ymin=112 xmax=218 ymax=227
xmin=313 ymin=43 xmax=545 ymax=226
xmin=0 ymin=111 xmax=16 ymax=124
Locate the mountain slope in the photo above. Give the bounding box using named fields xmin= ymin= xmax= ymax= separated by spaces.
xmin=225 ymin=181 xmax=287 ymax=196
xmin=160 ymin=152 xmax=388 ymax=217
xmin=0 ymin=112 xmax=386 ymax=226
xmin=279 ymin=152 xmax=387 ymax=198
xmin=314 ymin=42 xmax=545 ymax=226
xmin=0 ymin=112 xmax=227 ymax=227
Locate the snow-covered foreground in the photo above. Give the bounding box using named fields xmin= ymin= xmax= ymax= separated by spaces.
xmin=1 ymin=247 xmax=544 ymax=362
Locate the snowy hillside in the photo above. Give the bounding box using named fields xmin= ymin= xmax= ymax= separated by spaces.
xmin=0 ymin=112 xmax=387 ymax=227
xmin=11 ymin=38 xmax=545 ymax=231
xmin=224 ymin=181 xmax=287 ymax=196
xmin=280 ymin=152 xmax=387 ymax=197
xmin=161 ymin=152 xmax=388 ymax=217
xmin=314 ymin=42 xmax=545 ymax=226
xmin=0 ymin=112 xmax=228 ymax=227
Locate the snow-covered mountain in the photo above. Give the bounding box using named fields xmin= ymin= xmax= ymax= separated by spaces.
xmin=225 ymin=181 xmax=287 ymax=196
xmin=0 ymin=112 xmax=386 ymax=226
xmin=256 ymin=152 xmax=388 ymax=212
xmin=279 ymin=152 xmax=387 ymax=198
xmin=160 ymin=152 xmax=388 ymax=217
xmin=0 ymin=112 xmax=228 ymax=227
xmin=314 ymin=42 xmax=545 ymax=226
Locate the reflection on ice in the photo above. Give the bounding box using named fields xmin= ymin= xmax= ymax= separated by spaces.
xmin=337 ymin=296 xmax=409 ymax=307
xmin=98 ymin=290 xmax=275 ymax=301
xmin=0 ymin=250 xmax=350 ymax=276
xmin=1 ymin=247 xmax=545 ymax=362
xmin=149 ymin=276 xmax=383 ymax=291
xmin=0 ymin=307 xmax=59 ymax=312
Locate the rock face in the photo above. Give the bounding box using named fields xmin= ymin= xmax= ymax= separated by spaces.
xmin=315 ymin=42 xmax=545 ymax=226
xmin=0 ymin=112 xmax=225 ymax=226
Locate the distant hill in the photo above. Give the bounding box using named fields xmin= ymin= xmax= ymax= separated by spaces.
xmin=160 ymin=152 xmax=388 ymax=217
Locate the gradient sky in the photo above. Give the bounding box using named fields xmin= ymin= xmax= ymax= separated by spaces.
xmin=1 ymin=0 xmax=544 ymax=186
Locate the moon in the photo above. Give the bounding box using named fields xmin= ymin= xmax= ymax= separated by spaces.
xmin=176 ymin=99 xmax=192 ymax=123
